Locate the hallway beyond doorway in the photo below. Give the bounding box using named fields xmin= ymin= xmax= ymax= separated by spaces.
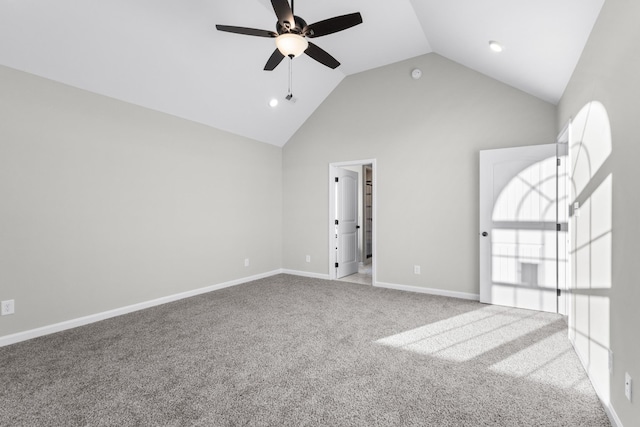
xmin=337 ymin=264 xmax=372 ymax=285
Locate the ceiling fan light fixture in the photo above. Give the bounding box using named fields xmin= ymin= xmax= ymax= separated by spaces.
xmin=275 ymin=33 xmax=309 ymax=57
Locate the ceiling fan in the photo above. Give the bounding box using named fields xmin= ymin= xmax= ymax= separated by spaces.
xmin=216 ymin=0 xmax=363 ymax=71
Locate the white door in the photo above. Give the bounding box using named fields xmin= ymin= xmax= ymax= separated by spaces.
xmin=335 ymin=168 xmax=359 ymax=278
xmin=479 ymin=144 xmax=559 ymax=313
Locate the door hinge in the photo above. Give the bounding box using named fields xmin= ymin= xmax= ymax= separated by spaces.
xmin=557 ymin=158 xmax=561 ymax=166
xmin=557 ymin=223 xmax=561 ymax=231
xmin=335 ymin=219 xmax=339 ymax=225
xmin=557 ymin=289 xmax=561 ymax=297
xmin=335 ymin=262 xmax=339 ymax=268
xmin=335 ymin=177 xmax=339 ymax=182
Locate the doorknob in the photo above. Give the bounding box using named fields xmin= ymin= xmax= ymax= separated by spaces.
xmin=481 ymin=231 xmax=488 ymax=237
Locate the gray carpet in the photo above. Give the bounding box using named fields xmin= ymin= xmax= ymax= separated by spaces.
xmin=0 ymin=274 xmax=610 ymax=426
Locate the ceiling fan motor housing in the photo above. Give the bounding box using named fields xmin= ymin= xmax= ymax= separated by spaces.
xmin=277 ymin=16 xmax=307 ymax=35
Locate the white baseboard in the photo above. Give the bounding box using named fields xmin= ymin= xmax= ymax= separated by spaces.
xmin=281 ymin=269 xmax=330 ymax=280
xmin=281 ymin=272 xmax=479 ymax=301
xmin=0 ymin=269 xmax=282 ymax=348
xmin=374 ymin=281 xmax=480 ymax=301
xmin=605 ymin=405 xmax=624 ymax=427
xmin=569 ymin=337 xmax=624 ymax=427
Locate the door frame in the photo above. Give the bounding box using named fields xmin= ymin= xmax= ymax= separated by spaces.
xmin=328 ymin=159 xmax=377 ymax=284
xmin=556 ymin=122 xmax=571 ymax=316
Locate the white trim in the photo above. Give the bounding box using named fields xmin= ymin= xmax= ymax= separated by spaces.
xmin=604 ymin=403 xmax=624 ymax=427
xmin=328 ymin=159 xmax=377 ymax=285
xmin=0 ymin=270 xmax=282 ymax=348
xmin=281 ymin=269 xmax=330 ymax=280
xmin=569 ymin=338 xmax=624 ymax=427
xmin=375 ymin=281 xmax=480 ymax=301
xmin=328 ymin=164 xmax=336 ymax=279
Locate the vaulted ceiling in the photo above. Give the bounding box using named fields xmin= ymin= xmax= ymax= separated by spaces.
xmin=0 ymin=0 xmax=605 ymax=146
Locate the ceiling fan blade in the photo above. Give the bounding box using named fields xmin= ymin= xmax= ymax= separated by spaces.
xmin=264 ymin=48 xmax=286 ymax=71
xmin=303 ymin=12 xmax=362 ymax=38
xmin=271 ymin=0 xmax=295 ymax=30
xmin=216 ymin=25 xmax=277 ymax=38
xmin=304 ymin=42 xmax=340 ymax=69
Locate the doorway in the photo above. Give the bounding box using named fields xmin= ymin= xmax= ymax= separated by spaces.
xmin=328 ymin=159 xmax=376 ymax=285
xmin=479 ymin=143 xmax=568 ymax=313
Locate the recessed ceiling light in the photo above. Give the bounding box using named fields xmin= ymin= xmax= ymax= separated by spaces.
xmin=489 ymin=40 xmax=503 ymax=53
xmin=269 ymin=98 xmax=279 ymax=108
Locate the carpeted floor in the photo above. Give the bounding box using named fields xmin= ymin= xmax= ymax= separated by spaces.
xmin=0 ymin=274 xmax=610 ymax=426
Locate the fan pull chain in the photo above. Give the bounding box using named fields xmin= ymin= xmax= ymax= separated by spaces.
xmin=286 ymin=56 xmax=294 ymax=100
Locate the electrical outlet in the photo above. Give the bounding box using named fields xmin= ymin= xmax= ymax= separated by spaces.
xmin=305 ymin=255 xmax=311 ymax=263
xmin=1 ymin=299 xmax=15 ymax=316
xmin=244 ymin=258 xmax=250 ymax=267
xmin=625 ymin=372 xmax=632 ymax=402
xmin=414 ymin=265 xmax=421 ymax=275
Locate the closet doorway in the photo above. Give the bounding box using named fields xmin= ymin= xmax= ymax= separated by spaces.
xmin=328 ymin=159 xmax=376 ymax=285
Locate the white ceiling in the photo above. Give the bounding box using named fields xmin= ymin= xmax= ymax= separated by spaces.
xmin=0 ymin=0 xmax=605 ymax=147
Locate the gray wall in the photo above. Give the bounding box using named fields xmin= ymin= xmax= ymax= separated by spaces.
xmin=0 ymin=65 xmax=282 ymax=338
xmin=558 ymin=0 xmax=640 ymax=424
xmin=283 ymin=53 xmax=557 ymax=296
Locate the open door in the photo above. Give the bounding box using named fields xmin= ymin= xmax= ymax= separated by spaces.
xmin=334 ymin=168 xmax=359 ymax=279
xmin=479 ymin=144 xmax=560 ymax=313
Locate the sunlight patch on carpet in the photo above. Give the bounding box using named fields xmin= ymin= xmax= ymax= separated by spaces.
xmin=375 ymin=305 xmax=559 ymax=363
xmin=487 ymin=330 xmax=594 ymax=394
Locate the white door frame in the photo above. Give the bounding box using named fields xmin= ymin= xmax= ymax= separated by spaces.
xmin=328 ymin=159 xmax=377 ymax=284
xmin=557 ymin=122 xmax=571 ymax=316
